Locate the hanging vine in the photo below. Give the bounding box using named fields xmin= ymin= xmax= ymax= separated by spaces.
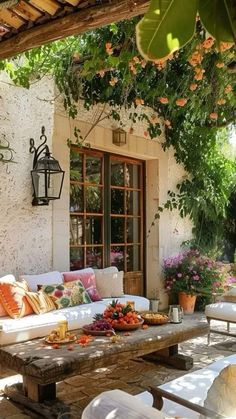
xmin=0 ymin=19 xmax=235 ymax=254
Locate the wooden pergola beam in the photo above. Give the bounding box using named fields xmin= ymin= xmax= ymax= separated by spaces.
xmin=0 ymin=0 xmax=150 ymax=60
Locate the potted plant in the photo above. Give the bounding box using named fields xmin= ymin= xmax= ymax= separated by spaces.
xmin=163 ymin=249 xmax=225 ymax=314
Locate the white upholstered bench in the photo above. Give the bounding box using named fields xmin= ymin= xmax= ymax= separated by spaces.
xmin=82 ymin=355 xmax=236 ymax=418
xmin=205 ymin=301 xmax=236 ymax=343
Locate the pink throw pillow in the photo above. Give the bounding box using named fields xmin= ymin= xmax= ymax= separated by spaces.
xmin=63 ymin=271 xmax=101 ymax=302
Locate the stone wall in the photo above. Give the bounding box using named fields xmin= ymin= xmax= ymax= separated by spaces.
xmin=0 ymin=74 xmax=54 ymax=277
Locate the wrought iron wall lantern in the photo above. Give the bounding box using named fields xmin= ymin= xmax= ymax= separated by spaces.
xmin=29 ymin=126 xmax=65 ymax=206
xmin=112 ymin=128 xmax=127 ymax=146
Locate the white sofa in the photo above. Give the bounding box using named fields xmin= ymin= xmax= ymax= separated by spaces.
xmin=0 ymin=267 xmax=149 ymax=346
xmin=82 ymin=354 xmax=236 ymax=418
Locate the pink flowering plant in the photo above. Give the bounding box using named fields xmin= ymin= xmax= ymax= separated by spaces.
xmin=163 ymin=249 xmax=225 ymax=296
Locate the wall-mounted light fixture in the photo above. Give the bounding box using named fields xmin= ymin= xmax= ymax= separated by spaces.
xmin=112 ymin=128 xmax=127 ymax=146
xmin=29 ymin=126 xmax=65 ymax=206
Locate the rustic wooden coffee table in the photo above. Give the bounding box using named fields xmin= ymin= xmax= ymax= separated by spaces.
xmin=0 ymin=318 xmax=208 ymax=403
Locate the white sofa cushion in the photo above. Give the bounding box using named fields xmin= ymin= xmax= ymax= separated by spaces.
xmin=95 ymin=271 xmax=124 ymax=298
xmin=82 ymin=389 xmax=166 ymax=419
xmin=205 ymin=302 xmax=236 ymax=322
xmin=19 ymin=271 xmax=63 ymax=292
xmin=0 ymin=294 xmax=149 ymax=346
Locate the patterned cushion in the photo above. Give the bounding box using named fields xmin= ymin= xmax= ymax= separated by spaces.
xmin=25 ymin=291 xmax=56 ymax=314
xmin=40 ymin=280 xmax=92 ymax=309
xmin=0 ymin=278 xmax=33 ymax=319
xmin=63 ymin=271 xmax=101 ymax=302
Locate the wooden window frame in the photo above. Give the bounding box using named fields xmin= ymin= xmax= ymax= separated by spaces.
xmin=70 ymin=147 xmax=145 ymax=276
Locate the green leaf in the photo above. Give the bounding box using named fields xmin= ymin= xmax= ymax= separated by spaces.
xmin=136 ymin=0 xmax=198 ymax=61
xmin=198 ymin=0 xmax=236 ymax=43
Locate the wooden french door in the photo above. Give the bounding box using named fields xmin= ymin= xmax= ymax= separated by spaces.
xmin=70 ymin=148 xmax=145 ymax=295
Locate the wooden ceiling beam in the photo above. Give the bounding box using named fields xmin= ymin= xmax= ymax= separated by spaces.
xmin=0 ymin=0 xmax=149 ymax=60
xmin=29 ymin=0 xmax=60 ymax=16
xmin=0 ymin=9 xmax=25 ymax=29
xmin=13 ymin=1 xmax=43 ymax=21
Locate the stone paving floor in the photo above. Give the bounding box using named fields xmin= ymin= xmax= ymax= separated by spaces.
xmin=1 ymin=314 xmax=236 ymax=418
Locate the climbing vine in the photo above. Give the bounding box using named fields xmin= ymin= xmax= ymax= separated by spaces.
xmin=0 ymin=19 xmax=235 ymax=255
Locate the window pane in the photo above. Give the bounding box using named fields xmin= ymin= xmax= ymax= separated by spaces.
xmin=111 ymin=218 xmax=124 ymax=243
xmin=127 ymin=245 xmax=140 ymax=271
xmin=86 ymin=186 xmax=102 ymax=213
xmin=126 ymin=164 xmax=140 ymax=188
xmin=86 ymin=155 xmax=102 ymax=184
xmin=86 ymin=247 xmax=102 ymax=268
xmin=85 ymin=217 xmax=102 ymax=245
xmin=70 ymin=216 xmax=83 ymax=245
xmin=70 ymin=151 xmax=83 ymax=182
xmin=111 ymin=160 xmax=124 ymax=186
xmin=111 ymin=189 xmax=124 ymax=214
xmin=126 ymin=191 xmax=140 ymax=215
xmin=70 ymin=185 xmax=83 ymax=212
xmin=127 ymin=218 xmax=140 ymax=243
xmin=70 ymin=248 xmax=84 ymax=270
xmin=111 ymin=246 xmax=124 ymax=271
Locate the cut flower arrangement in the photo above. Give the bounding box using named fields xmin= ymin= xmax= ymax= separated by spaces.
xmin=163 ymin=249 xmax=225 ymax=297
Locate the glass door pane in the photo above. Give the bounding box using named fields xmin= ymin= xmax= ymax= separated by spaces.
xmin=70 ymin=148 xmax=104 ymax=270
xmin=109 ymin=157 xmax=143 ymax=273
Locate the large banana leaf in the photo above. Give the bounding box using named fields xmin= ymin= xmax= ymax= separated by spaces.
xmin=198 ymin=0 xmax=236 ymax=43
xmin=136 ymin=0 xmax=198 ymax=61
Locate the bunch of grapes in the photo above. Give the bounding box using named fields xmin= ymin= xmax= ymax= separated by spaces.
xmin=86 ymin=319 xmax=113 ymax=331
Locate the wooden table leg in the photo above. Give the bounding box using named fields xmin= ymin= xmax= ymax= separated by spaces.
xmin=143 ymin=344 xmax=193 ymax=370
xmin=23 ymin=376 xmax=56 ymax=402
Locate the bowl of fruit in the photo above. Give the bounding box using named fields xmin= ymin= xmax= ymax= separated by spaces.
xmin=102 ymin=300 xmax=144 ymax=331
xmin=82 ymin=316 xmax=115 ymax=336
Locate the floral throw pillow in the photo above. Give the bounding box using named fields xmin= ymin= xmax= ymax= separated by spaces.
xmin=63 ymin=271 xmax=101 ymax=302
xmin=40 ymin=280 xmax=92 ymax=309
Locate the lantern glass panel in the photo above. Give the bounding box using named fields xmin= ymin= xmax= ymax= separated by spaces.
xmin=31 ymin=170 xmax=64 ymax=200
xmin=31 ymin=171 xmax=46 ymax=200
xmin=47 ymin=171 xmax=64 ymax=199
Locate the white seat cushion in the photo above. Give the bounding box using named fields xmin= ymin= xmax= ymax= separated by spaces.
xmin=205 ymin=302 xmax=236 ymax=322
xmin=0 ymin=301 xmax=106 ymax=345
xmin=82 ymin=389 xmax=166 ymax=419
xmin=0 ymin=295 xmax=149 ymax=345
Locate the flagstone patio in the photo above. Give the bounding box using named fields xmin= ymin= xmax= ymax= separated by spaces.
xmin=1 ymin=314 xmax=236 ymax=418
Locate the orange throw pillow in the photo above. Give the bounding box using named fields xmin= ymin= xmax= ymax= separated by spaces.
xmin=0 ymin=280 xmax=33 ymax=318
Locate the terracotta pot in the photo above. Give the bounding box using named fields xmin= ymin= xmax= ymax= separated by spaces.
xmin=178 ymin=292 xmax=197 ymax=314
